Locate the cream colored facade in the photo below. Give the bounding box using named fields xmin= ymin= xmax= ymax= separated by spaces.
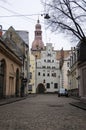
xmin=59 ymin=50 xmax=71 ymax=90
xmin=68 ymin=63 xmax=79 ymax=96
xmin=29 ymin=52 xmax=36 ymax=93
xmin=78 ymin=62 xmax=86 ymax=99
xmin=36 ymin=43 xmax=60 ymax=93
xmin=61 ymin=57 xmax=70 ymax=90
xmin=3 ymin=26 xmax=29 ymax=96
xmin=0 ymin=39 xmax=22 ymax=98
xmin=67 ymin=48 xmax=79 ymax=96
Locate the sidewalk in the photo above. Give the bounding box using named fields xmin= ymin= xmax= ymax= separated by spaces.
xmin=0 ymin=96 xmax=27 ymax=106
xmin=70 ymin=101 xmax=86 ymax=110
xmin=70 ymin=96 xmax=86 ymax=110
xmin=0 ymin=94 xmax=37 ymax=106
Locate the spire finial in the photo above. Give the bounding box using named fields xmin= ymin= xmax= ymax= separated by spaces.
xmin=37 ymin=17 xmax=40 ymax=23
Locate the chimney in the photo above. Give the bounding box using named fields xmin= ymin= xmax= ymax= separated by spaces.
xmin=0 ymin=25 xmax=2 ymax=37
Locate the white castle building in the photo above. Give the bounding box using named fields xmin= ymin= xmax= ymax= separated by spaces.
xmin=30 ymin=19 xmax=70 ymax=94
xmin=36 ymin=43 xmax=60 ymax=93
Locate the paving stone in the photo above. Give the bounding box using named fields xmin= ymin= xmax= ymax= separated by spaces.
xmin=0 ymin=94 xmax=86 ymax=130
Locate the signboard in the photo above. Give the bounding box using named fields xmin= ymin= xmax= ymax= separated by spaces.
xmin=22 ymin=78 xmax=27 ymax=82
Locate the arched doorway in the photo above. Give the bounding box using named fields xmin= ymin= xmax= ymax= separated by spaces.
xmin=37 ymin=83 xmax=45 ymax=93
xmin=0 ymin=59 xmax=6 ymax=98
xmin=15 ymin=69 xmax=19 ymax=97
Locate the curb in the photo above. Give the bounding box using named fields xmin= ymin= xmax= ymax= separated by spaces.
xmin=0 ymin=94 xmax=37 ymax=106
xmin=69 ymin=102 xmax=86 ymax=110
xmin=0 ymin=97 xmax=27 ymax=106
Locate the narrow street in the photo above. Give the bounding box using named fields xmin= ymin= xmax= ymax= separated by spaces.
xmin=0 ymin=94 xmax=86 ymax=130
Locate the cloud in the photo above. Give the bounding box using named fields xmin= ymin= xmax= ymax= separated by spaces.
xmin=0 ymin=0 xmax=11 ymax=5
xmin=0 ymin=0 xmax=7 ymax=2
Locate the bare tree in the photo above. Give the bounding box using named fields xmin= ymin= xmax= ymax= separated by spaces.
xmin=42 ymin=0 xmax=86 ymax=42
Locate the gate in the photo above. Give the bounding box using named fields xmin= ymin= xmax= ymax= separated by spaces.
xmin=37 ymin=83 xmax=45 ymax=93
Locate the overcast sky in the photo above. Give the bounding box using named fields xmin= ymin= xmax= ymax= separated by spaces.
xmin=0 ymin=0 xmax=76 ymax=50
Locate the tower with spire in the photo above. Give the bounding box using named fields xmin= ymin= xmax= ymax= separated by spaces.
xmin=31 ymin=19 xmax=44 ymax=58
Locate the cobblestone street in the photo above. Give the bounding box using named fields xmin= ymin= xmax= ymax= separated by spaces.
xmin=0 ymin=94 xmax=86 ymax=130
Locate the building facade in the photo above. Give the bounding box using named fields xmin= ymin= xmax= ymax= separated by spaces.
xmin=59 ymin=49 xmax=71 ymax=91
xmin=0 ymin=25 xmax=29 ymax=98
xmin=0 ymin=37 xmax=22 ymax=98
xmin=36 ymin=43 xmax=60 ymax=93
xmin=67 ymin=47 xmax=79 ymax=96
xmin=77 ymin=41 xmax=86 ymax=101
xmin=3 ymin=26 xmax=29 ymax=96
xmin=29 ymin=52 xmax=36 ymax=93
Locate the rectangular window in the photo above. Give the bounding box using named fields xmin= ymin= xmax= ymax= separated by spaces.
xmin=29 ymin=64 xmax=31 ymax=67
xmin=47 ymin=59 xmax=51 ymax=62
xmin=47 ymin=73 xmax=50 ymax=76
xmin=52 ymin=73 xmax=56 ymax=77
xmin=43 ymin=73 xmax=45 ymax=76
xmin=28 ymin=85 xmax=32 ymax=91
xmin=43 ymin=79 xmax=45 ymax=83
xmin=46 ymin=83 xmax=50 ymax=88
xmin=67 ymin=62 xmax=69 ymax=67
xmin=52 ymin=66 xmax=55 ymax=69
xmin=47 ymin=66 xmax=51 ymax=69
xmin=54 ymin=83 xmax=58 ymax=88
xmin=42 ymin=66 xmax=46 ymax=68
xmin=38 ymin=72 xmax=40 ymax=76
xmin=54 ymin=73 xmax=56 ymax=77
xmin=29 ymin=72 xmax=32 ymax=79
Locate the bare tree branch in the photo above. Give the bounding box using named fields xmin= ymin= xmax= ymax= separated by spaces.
xmin=43 ymin=0 xmax=86 ymax=42
xmin=71 ymin=0 xmax=86 ymax=12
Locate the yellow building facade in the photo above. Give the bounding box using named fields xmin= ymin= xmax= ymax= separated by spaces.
xmin=28 ymin=52 xmax=36 ymax=93
xmin=0 ymin=38 xmax=22 ymax=98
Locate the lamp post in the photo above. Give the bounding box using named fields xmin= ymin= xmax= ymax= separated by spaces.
xmin=41 ymin=13 xmax=50 ymax=19
xmin=58 ymin=75 xmax=60 ymax=92
xmin=69 ymin=80 xmax=71 ymax=96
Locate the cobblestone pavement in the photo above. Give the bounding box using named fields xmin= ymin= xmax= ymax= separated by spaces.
xmin=0 ymin=94 xmax=86 ymax=130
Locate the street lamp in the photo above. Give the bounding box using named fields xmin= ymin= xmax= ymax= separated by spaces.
xmin=44 ymin=14 xmax=50 ymax=19
xmin=41 ymin=13 xmax=50 ymax=19
xmin=58 ymin=75 xmax=60 ymax=91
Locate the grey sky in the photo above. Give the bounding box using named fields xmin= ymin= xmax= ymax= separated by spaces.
xmin=0 ymin=0 xmax=75 ymax=50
